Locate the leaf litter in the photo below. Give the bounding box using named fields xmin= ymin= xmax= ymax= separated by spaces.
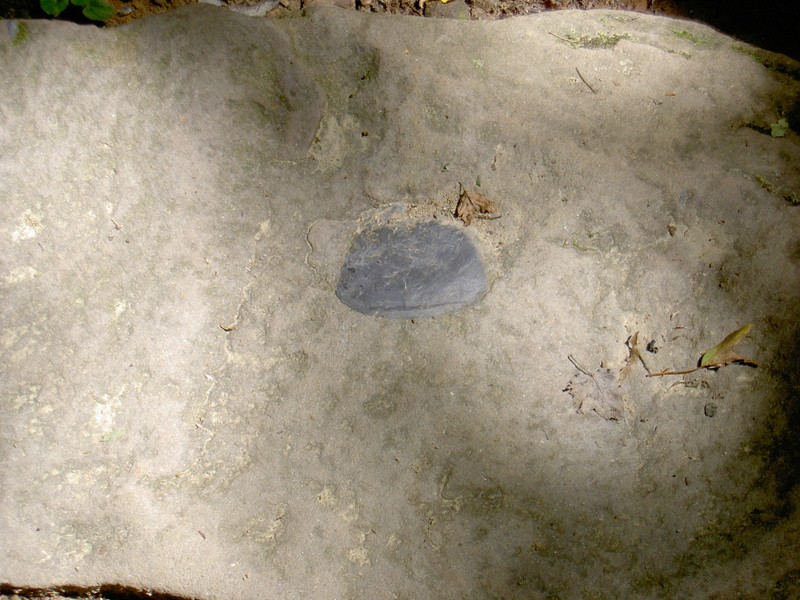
xmin=564 ymin=355 xmax=625 ymax=421
xmin=564 ymin=326 xmax=757 ymax=420
xmin=647 ymin=323 xmax=757 ymax=377
xmin=454 ymin=182 xmax=499 ymax=226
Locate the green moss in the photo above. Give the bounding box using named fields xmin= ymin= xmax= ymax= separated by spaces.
xmin=733 ymin=44 xmax=800 ymax=82
xmin=558 ymin=31 xmax=632 ymax=50
xmin=632 ymin=572 xmax=671 ymax=594
xmin=671 ymin=29 xmax=708 ymax=45
xmin=734 ymin=44 xmax=762 ymax=62
xmin=770 ymin=568 xmax=800 ymax=600
xmin=599 ymin=14 xmax=637 ymax=24
xmin=754 ymin=175 xmax=799 ymax=206
xmin=662 ymin=46 xmax=692 ymax=59
xmin=570 ymin=240 xmax=600 ymax=253
xmin=10 ymin=21 xmax=28 ymax=46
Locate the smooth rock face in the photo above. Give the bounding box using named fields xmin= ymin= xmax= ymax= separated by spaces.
xmin=336 ymin=220 xmax=487 ymax=318
xmin=2 ymin=4 xmax=800 ymax=600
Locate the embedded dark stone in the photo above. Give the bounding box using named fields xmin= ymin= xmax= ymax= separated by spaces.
xmin=336 ymin=220 xmax=487 ymax=318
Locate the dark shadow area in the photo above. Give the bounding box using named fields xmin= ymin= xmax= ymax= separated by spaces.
xmin=0 ymin=0 xmax=104 ymax=26
xmin=0 ymin=0 xmax=43 ymax=20
xmin=1 ymin=0 xmax=799 ymax=61
xmin=671 ymin=0 xmax=800 ymax=62
xmin=758 ymin=325 xmax=800 ymax=514
xmin=0 ymin=583 xmax=194 ymax=600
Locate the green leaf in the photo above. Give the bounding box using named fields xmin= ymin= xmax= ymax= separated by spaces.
xmin=100 ymin=430 xmax=124 ymax=442
xmin=771 ymin=118 xmax=788 ymax=138
xmin=475 ymin=175 xmax=481 ymax=187
xmin=79 ymin=0 xmax=116 ymax=21
xmin=700 ymin=324 xmax=752 ymax=367
xmin=40 ymin=0 xmax=69 ymax=17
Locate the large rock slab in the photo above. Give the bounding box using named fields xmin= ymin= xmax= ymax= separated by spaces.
xmin=1 ymin=5 xmax=799 ymax=599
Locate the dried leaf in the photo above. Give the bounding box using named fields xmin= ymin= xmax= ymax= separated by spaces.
xmin=564 ymin=369 xmax=624 ymax=421
xmin=620 ymin=333 xmax=637 ymax=382
xmin=455 ymin=191 xmax=475 ymax=226
xmin=699 ymin=323 xmax=756 ymax=368
xmin=468 ymin=190 xmax=496 ymax=214
xmin=455 ymin=183 xmax=498 ymax=227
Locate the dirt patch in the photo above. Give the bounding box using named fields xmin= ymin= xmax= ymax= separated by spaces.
xmin=4 ymin=0 xmax=798 ymax=58
xmin=105 ymin=0 xmax=686 ymax=24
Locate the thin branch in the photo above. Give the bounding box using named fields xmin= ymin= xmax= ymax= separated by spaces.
xmin=646 ymin=367 xmax=701 ymax=377
xmin=568 ymin=354 xmax=593 ymax=377
xmin=575 ymin=67 xmax=597 ymax=94
xmin=548 ymin=31 xmax=574 ymax=45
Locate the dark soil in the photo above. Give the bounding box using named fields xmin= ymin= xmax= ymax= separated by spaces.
xmin=3 ymin=0 xmax=799 ymax=60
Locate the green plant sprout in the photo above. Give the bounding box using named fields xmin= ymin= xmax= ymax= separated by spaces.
xmin=770 ymin=118 xmax=789 ymax=138
xmin=41 ymin=0 xmax=115 ymax=22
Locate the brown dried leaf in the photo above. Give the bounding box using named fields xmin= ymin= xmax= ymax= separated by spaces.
xmin=455 ymin=183 xmax=497 ymax=227
xmin=467 ymin=189 xmax=497 ymax=214
xmin=621 ymin=331 xmax=652 ymax=380
xmin=565 ymin=369 xmax=624 ymax=421
xmin=455 ymin=192 xmax=474 ymax=226
xmin=620 ymin=332 xmax=638 ymax=381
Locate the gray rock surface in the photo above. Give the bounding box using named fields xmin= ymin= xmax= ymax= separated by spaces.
xmin=337 ymin=216 xmax=487 ymax=318
xmin=1 ymin=5 xmax=799 ymax=599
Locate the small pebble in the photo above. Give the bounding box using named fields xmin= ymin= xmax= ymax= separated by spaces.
xmin=704 ymin=403 xmax=717 ymax=418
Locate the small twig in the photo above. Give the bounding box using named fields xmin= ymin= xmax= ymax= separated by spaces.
xmin=648 ymin=359 xmax=757 ymax=377
xmin=575 ymin=68 xmax=597 ymax=94
xmin=670 ymin=379 xmax=709 ymax=389
xmin=568 ymin=354 xmax=593 ymax=377
xmin=548 ymin=31 xmax=575 ymax=45
xmin=110 ymin=218 xmax=123 ymax=231
xmin=568 ymin=355 xmax=607 ymax=398
xmin=646 ymin=367 xmax=700 ymax=377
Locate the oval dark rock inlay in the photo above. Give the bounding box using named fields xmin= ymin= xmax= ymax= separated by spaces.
xmin=336 ymin=220 xmax=487 ymax=319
